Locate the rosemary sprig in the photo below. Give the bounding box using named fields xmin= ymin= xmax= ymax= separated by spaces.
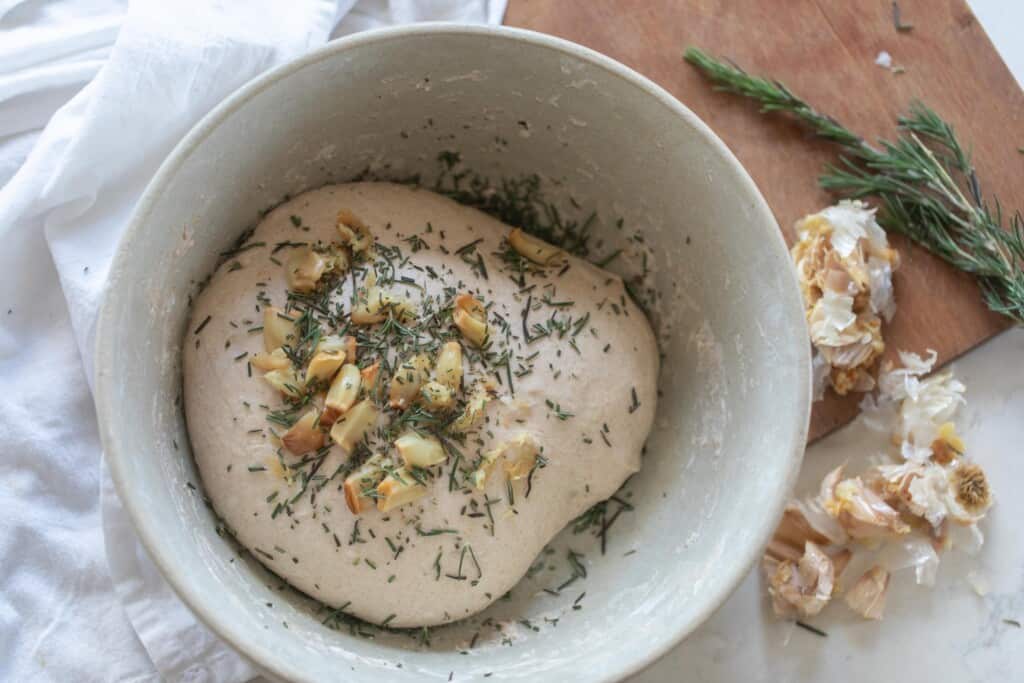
xmin=684 ymin=47 xmax=1024 ymax=323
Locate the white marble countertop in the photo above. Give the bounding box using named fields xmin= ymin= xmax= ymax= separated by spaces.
xmin=634 ymin=5 xmax=1024 ymax=680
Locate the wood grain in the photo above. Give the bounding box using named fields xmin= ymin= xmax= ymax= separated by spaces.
xmin=505 ymin=0 xmax=1020 ymax=441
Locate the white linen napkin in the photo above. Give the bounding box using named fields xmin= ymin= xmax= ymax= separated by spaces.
xmin=0 ymin=1 xmax=505 ymax=681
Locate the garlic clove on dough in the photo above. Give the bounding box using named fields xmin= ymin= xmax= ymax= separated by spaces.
xmin=507 ymin=228 xmax=566 ymax=267
xmin=388 ymin=354 xmax=431 ymax=411
xmin=376 ymin=468 xmax=428 ymax=512
xmin=251 ymin=348 xmax=291 ymax=372
xmin=453 ymin=294 xmax=488 ymax=347
xmin=281 ymin=409 xmax=324 ymax=455
xmin=434 ymin=341 xmax=463 ymax=390
xmin=262 ymin=307 xmax=297 ymax=352
xmin=336 ymin=208 xmax=374 ymax=254
xmin=329 ymin=399 xmax=378 ymax=452
xmin=394 ymin=431 xmax=446 ymax=468
xmin=322 ymin=363 xmax=361 ymax=425
xmin=343 ymin=454 xmax=386 ymax=514
xmin=419 ymin=381 xmax=454 ymax=412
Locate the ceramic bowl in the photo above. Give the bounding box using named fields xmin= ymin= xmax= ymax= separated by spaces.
xmin=95 ymin=24 xmax=809 ymax=683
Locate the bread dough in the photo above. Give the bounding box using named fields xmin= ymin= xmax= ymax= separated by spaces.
xmin=184 ymin=182 xmax=658 ymax=627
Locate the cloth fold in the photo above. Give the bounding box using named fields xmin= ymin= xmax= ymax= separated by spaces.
xmin=0 ymin=1 xmax=505 ymax=681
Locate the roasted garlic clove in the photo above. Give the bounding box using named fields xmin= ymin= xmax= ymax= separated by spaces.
xmin=453 ymin=293 xmax=488 ymax=347
xmin=281 ymin=409 xmax=324 ymax=455
xmin=336 ymin=208 xmax=374 ymax=254
xmin=450 ymin=381 xmax=494 ymax=433
xmin=352 ymin=285 xmax=416 ymax=325
xmin=341 ymin=335 xmax=358 ymax=364
xmin=501 ymin=433 xmax=540 ymax=481
xmin=434 ymin=341 xmax=463 ymax=390
xmin=305 ymin=348 xmax=346 ymax=385
xmin=262 ymin=367 xmax=304 ymax=398
xmin=343 ymin=454 xmax=386 ymax=514
xmin=388 ymin=354 xmax=431 ymax=410
xmin=285 ymin=247 xmax=329 ymax=293
xmin=250 ymin=348 xmax=291 ymax=372
xmin=844 ymin=565 xmax=889 ymax=620
xmin=359 ymin=361 xmax=381 ymax=396
xmin=262 ymin=306 xmax=297 ymax=351
xmin=419 ymin=381 xmax=454 ymax=411
xmin=376 ymin=468 xmax=428 ymax=512
xmin=507 ymin=228 xmax=566 ymax=266
xmin=322 ymin=363 xmax=361 ymax=425
xmin=329 ymin=399 xmax=378 ymax=451
xmin=394 ymin=431 xmax=446 ymax=468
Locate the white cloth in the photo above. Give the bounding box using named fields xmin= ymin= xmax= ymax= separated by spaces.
xmin=0 ymin=1 xmax=505 ymax=681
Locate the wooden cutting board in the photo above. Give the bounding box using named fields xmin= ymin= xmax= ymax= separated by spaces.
xmin=505 ymin=0 xmax=1020 ymax=442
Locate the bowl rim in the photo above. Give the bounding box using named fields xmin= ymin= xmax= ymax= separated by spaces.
xmin=95 ymin=22 xmax=809 ymax=683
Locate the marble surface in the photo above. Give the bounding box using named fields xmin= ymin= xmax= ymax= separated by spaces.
xmin=634 ymin=328 xmax=1024 ymax=683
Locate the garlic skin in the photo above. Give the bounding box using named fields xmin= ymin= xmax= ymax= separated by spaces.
xmin=765 ymin=541 xmax=836 ymax=618
xmin=763 ymin=350 xmax=994 ymax=624
xmin=844 ymin=565 xmax=889 ymax=620
xmin=791 ymin=200 xmax=899 ymax=398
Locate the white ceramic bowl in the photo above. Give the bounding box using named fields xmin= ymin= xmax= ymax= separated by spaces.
xmin=96 ymin=24 xmax=809 ymax=683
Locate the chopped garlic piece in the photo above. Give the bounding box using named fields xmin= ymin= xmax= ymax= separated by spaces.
xmin=434 ymin=341 xmax=463 ymax=390
xmin=453 ymin=293 xmax=488 ymax=347
xmin=262 ymin=306 xmax=297 ymax=351
xmin=451 ymin=381 xmax=494 ymax=433
xmin=419 ymin=381 xmax=454 ymax=411
xmin=844 ymin=566 xmax=889 ymax=620
xmin=507 ymin=228 xmax=566 ymax=266
xmin=322 ymin=363 xmax=360 ymax=425
xmin=281 ymin=409 xmax=324 ymax=455
xmin=376 ymin=468 xmax=428 ymax=512
xmin=251 ymin=348 xmax=291 ymax=372
xmin=394 ymin=431 xmax=446 ymax=468
xmin=329 ymin=399 xmax=378 ymax=451
xmin=388 ymin=354 xmax=431 ymax=410
xmin=470 ymin=432 xmax=540 ymax=490
xmin=262 ymin=367 xmax=303 ymax=398
xmin=285 ymin=246 xmax=347 ymax=293
xmin=343 ymin=454 xmax=386 ymax=514
xmin=305 ymin=348 xmax=346 ymax=385
xmin=336 ymin=208 xmax=373 ymax=254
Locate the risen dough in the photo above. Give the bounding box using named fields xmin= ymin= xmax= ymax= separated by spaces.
xmin=184 ymin=183 xmax=657 ymax=627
